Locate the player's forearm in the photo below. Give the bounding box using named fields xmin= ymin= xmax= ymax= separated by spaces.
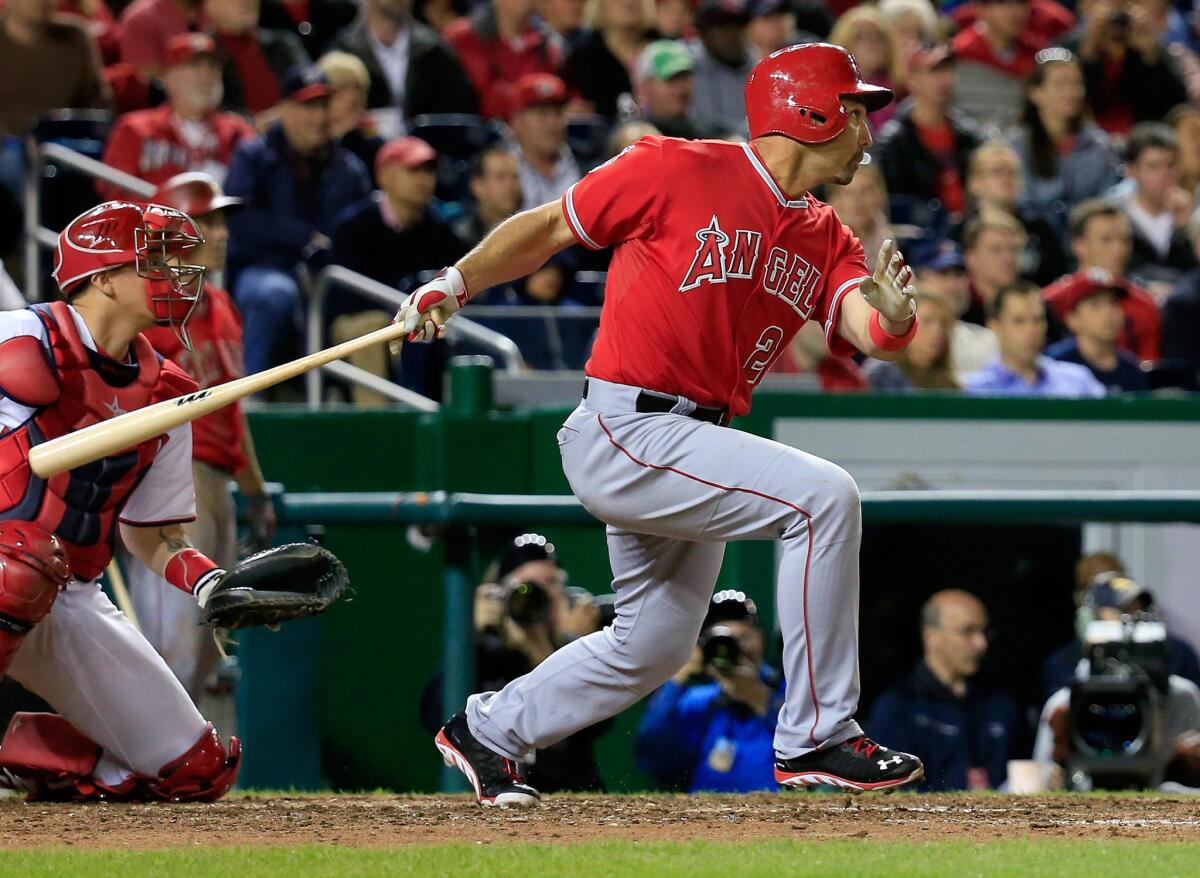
xmin=456 ymin=202 xmax=578 ymax=299
xmin=119 ymin=522 xmax=223 ymax=599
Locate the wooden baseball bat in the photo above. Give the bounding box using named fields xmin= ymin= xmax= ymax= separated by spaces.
xmin=29 ymin=321 xmax=407 ymax=479
xmin=105 ymin=560 xmax=141 ymax=633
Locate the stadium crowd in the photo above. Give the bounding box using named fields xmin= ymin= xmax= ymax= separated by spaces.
xmin=4 ymin=0 xmax=1200 ymax=396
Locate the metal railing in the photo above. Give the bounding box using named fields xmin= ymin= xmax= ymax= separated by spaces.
xmin=23 ymin=140 xmax=155 ymax=302
xmin=305 ymin=265 xmax=524 ymax=405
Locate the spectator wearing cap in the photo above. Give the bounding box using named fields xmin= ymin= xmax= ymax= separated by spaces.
xmin=1162 ymin=213 xmax=1200 ymax=383
xmin=687 ymin=0 xmax=755 ymax=139
xmin=950 ymin=0 xmax=1047 ymax=132
xmin=1039 ymin=558 xmax=1200 ymax=705
xmin=828 ymin=6 xmax=904 ymax=132
xmin=957 ymin=142 xmax=1070 ymax=286
xmin=636 ymin=590 xmax=787 ymax=793
xmin=1044 ymin=273 xmax=1150 ymax=391
xmin=962 ymin=212 xmax=1026 ymax=324
xmin=868 ymin=590 xmax=1022 ymax=792
xmin=225 ymin=66 xmax=371 ymax=375
xmin=205 ymin=0 xmax=310 ymax=116
xmin=746 ymin=0 xmax=797 ymax=59
xmin=633 ymin=40 xmax=713 ymax=140
xmin=99 ymin=34 xmax=255 ymax=200
xmin=912 ymin=240 xmax=1000 ymax=381
xmin=0 ymin=0 xmax=112 ymax=135
xmin=1014 ymin=48 xmax=1121 ymax=220
xmin=330 ymin=136 xmax=466 ymax=401
xmin=770 ymin=321 xmax=868 ymax=391
xmin=117 ymin=0 xmax=199 ymax=77
xmin=862 ymin=290 xmax=961 ymax=391
xmin=1064 ymin=0 xmax=1187 ymax=138
xmin=826 ymin=160 xmax=893 ymax=272
xmin=1109 ymin=123 xmax=1197 ymax=286
xmin=1043 ymin=199 xmax=1162 ymax=362
xmin=874 ymin=44 xmax=983 ymax=218
xmin=964 ymin=281 xmax=1105 ymax=397
xmin=444 ymin=0 xmax=562 ymax=121
xmin=129 ymin=171 xmax=275 ymax=699
xmin=318 ymin=51 xmax=385 ymax=182
xmin=329 ymin=0 xmax=476 ymax=137
xmin=565 ymin=0 xmax=654 ymax=120
xmin=508 ymin=72 xmax=581 ymax=210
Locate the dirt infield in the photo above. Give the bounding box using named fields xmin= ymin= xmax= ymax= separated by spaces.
xmin=1 ymin=793 xmax=1198 ymax=849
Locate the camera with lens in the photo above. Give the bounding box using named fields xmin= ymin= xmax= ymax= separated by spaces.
xmin=1065 ymin=615 xmax=1170 ymax=790
xmin=505 ymin=580 xmax=552 ymax=627
xmin=701 ymin=625 xmax=743 ymax=672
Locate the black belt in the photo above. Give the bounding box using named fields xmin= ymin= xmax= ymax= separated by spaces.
xmin=583 ymin=380 xmax=728 ymax=426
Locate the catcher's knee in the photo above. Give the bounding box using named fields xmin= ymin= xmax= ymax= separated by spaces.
xmin=0 ymin=522 xmax=72 ymax=671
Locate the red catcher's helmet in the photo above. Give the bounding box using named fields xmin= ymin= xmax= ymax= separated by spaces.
xmin=52 ymin=201 xmax=207 ymax=350
xmin=152 ymin=171 xmax=244 ymax=218
xmin=745 ymin=43 xmax=894 ymax=145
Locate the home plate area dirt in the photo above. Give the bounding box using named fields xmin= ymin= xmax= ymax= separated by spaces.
xmin=0 ymin=793 xmax=1197 ymax=848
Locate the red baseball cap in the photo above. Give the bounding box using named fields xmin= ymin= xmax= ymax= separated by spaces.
xmin=1049 ymin=268 xmax=1130 ymax=314
xmin=165 ymin=33 xmax=219 ymax=69
xmin=908 ymin=43 xmax=955 ymax=72
xmin=375 ymin=136 xmax=438 ymax=174
xmin=511 ymin=73 xmax=569 ymax=114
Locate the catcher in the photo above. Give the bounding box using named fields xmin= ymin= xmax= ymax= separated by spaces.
xmin=0 ymin=200 xmax=345 ymax=801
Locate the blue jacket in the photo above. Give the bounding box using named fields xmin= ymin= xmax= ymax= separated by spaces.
xmin=636 ymin=667 xmax=784 ymax=793
xmin=224 ymin=123 xmax=371 ymax=278
xmin=867 ymin=662 xmax=1022 ymax=792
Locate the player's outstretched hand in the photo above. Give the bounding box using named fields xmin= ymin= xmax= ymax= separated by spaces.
xmin=389 ymin=267 xmax=469 ymax=355
xmin=859 ymin=240 xmax=917 ymax=323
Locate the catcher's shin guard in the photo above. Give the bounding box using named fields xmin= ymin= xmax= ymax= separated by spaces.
xmin=0 ymin=522 xmax=72 ymax=676
xmin=0 ymin=714 xmax=240 ymax=802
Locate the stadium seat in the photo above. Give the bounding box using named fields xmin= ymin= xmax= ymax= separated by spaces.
xmin=410 ymin=114 xmax=505 ymax=203
xmin=31 ymin=111 xmax=115 ymax=234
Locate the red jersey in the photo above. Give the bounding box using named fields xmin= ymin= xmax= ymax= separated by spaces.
xmin=98 ymin=104 xmax=254 ymax=200
xmin=142 ymin=286 xmax=248 ymax=474
xmin=950 ymin=24 xmax=1046 ymax=79
xmin=444 ymin=17 xmax=561 ymax=120
xmin=562 ymin=136 xmax=869 ymax=417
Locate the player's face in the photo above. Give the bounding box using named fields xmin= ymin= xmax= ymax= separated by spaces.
xmin=828 ymin=99 xmax=873 ymax=186
xmin=99 ymin=265 xmax=158 ymax=331
xmin=1065 ymin=291 xmax=1124 ymax=344
xmin=989 ymin=292 xmax=1047 ymax=367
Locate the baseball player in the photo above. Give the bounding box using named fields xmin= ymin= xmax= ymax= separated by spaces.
xmin=124 ymin=172 xmax=276 ymax=702
xmin=0 ymin=201 xmax=242 ymax=800
xmin=402 ymin=43 xmax=926 ymax=806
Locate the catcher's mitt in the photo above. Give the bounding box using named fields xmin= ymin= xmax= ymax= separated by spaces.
xmin=201 ymin=543 xmax=349 ymax=629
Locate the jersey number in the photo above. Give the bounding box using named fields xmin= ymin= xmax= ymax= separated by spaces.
xmin=743 ymin=326 xmax=784 ymax=386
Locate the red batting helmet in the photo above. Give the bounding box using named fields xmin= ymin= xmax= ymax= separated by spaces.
xmin=53 ymin=201 xmax=207 ymax=350
xmin=745 ymin=43 xmax=894 ymax=145
xmin=152 ymin=172 xmax=244 ymax=218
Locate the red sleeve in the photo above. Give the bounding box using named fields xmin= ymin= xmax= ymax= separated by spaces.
xmin=560 ymin=136 xmax=663 ymax=250
xmin=97 ymin=115 xmax=141 ymax=200
xmin=117 ymin=9 xmax=163 ymax=73
xmin=444 ymin=24 xmax=495 ymax=118
xmin=815 ymin=222 xmax=870 ymax=358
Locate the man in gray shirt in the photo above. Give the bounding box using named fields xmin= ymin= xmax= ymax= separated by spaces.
xmin=687 ymin=0 xmax=754 ymax=140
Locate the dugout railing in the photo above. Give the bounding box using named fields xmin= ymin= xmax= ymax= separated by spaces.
xmin=266 ymin=487 xmax=1200 ymax=791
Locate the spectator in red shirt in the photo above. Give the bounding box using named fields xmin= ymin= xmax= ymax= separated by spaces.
xmin=100 ymin=33 xmax=255 ymax=198
xmin=874 ymin=44 xmax=984 ymax=217
xmin=952 ymin=0 xmax=1047 ymax=130
xmin=1044 ymin=199 xmax=1163 ymax=362
xmin=117 ymin=0 xmax=198 ymax=77
xmin=950 ymin=0 xmax=1075 ymax=45
xmin=445 ymin=0 xmax=562 ymax=120
xmin=206 ymin=0 xmax=309 ymax=116
xmin=770 ymin=322 xmax=868 ymax=392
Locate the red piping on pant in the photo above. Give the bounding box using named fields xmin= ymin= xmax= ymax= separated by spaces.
xmin=595 ymin=414 xmax=822 ymax=745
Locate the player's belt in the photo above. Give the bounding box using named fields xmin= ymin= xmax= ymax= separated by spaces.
xmin=583 ymin=380 xmax=728 ymax=426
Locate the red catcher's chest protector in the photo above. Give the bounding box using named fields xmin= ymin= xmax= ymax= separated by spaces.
xmin=0 ymin=302 xmax=197 ymax=581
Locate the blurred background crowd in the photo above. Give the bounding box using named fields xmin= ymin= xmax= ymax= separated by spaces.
xmin=5 ymin=0 xmax=1200 ymax=399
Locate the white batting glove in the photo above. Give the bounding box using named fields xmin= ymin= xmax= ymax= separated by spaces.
xmin=389 ymin=267 xmax=469 ymax=355
xmin=859 ymin=240 xmax=917 ymax=323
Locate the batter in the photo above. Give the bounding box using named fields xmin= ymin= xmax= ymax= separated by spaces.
xmin=399 ymin=43 xmax=926 ymax=805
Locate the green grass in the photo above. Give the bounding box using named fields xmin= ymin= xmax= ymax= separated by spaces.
xmin=2 ymin=840 xmax=1198 ymax=878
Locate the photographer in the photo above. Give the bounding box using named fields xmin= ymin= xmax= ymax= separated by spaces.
xmin=1033 ymin=573 xmax=1200 ymax=790
xmin=635 ymin=591 xmax=785 ymax=793
xmin=420 ymin=534 xmax=609 ymax=791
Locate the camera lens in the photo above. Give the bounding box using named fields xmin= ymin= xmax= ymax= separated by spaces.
xmin=1077 ymin=697 xmax=1145 ymax=756
xmin=506 ymin=581 xmax=551 ymax=626
xmin=702 ymin=627 xmax=742 ymax=671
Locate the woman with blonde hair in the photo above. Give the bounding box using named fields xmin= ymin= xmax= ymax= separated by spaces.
xmin=863 ymin=290 xmax=960 ymax=391
xmin=565 ymin=0 xmax=656 ymax=118
xmin=829 ymin=5 xmax=905 ymax=130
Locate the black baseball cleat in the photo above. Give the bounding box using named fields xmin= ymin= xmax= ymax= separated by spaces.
xmin=775 ymin=735 xmax=924 ymax=792
xmin=434 ymin=713 xmax=541 ymax=807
